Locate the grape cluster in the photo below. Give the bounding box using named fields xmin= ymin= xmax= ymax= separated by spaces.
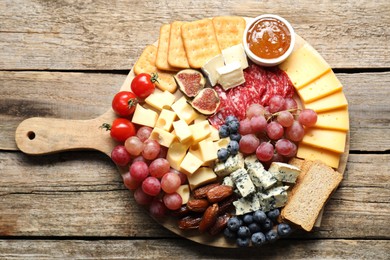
xmin=223 ymin=209 xmax=292 ymax=247
xmin=237 ymin=95 xmax=317 ymax=165
xmin=111 ymin=126 xmax=188 ymax=217
xmin=217 ymin=115 xmax=241 ymax=161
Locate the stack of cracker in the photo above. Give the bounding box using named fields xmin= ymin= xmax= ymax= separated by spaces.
xmin=133 ymin=16 xmax=246 ymax=93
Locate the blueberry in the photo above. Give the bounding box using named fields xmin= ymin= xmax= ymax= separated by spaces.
xmin=227 ymin=217 xmax=242 ymax=232
xmin=227 ymin=140 xmax=239 ymax=155
xmin=225 ymin=115 xmax=239 ymax=125
xmin=242 ymin=213 xmax=254 ymax=225
xmin=248 ymin=222 xmax=261 ymax=234
xmin=277 ymin=223 xmax=292 ymax=237
xmin=267 ymin=209 xmax=280 ymax=222
xmin=229 ymin=133 xmax=241 ymax=142
xmin=236 ymin=237 xmax=250 ymax=247
xmin=265 ymin=229 xmax=279 ymax=243
xmin=223 ymin=227 xmax=237 ymax=239
xmin=261 ymin=218 xmax=273 ymax=231
xmin=219 ymin=125 xmax=230 ymax=138
xmin=251 ymin=232 xmax=266 ymax=246
xmin=227 ymin=120 xmax=239 ymax=133
xmin=237 ymin=226 xmax=251 ymax=238
xmin=217 ymin=148 xmax=230 ymax=162
xmin=253 ymin=210 xmax=267 ymax=224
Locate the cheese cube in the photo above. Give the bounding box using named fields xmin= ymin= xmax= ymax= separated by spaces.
xmin=205 ymin=125 xmax=220 ymax=141
xmin=187 ymin=167 xmax=217 ymax=190
xmin=214 ymin=137 xmax=230 ymax=150
xmin=201 ymin=54 xmax=225 ymax=86
xmin=167 ymin=142 xmax=189 ymax=170
xmin=171 ymin=96 xmax=199 ymax=124
xmin=298 ymin=70 xmax=343 ymax=103
xmin=155 ymin=109 xmax=176 ymax=132
xmin=222 ymin=44 xmax=249 ymax=70
xmin=302 ymin=128 xmax=347 ymax=153
xmin=176 ymin=184 xmax=190 ymax=205
xmin=150 ymin=127 xmax=177 ymax=148
xmin=314 ymin=107 xmax=349 ymax=131
xmin=247 ymin=167 xmax=277 ymax=191
xmin=198 ymin=139 xmax=218 ymax=163
xmin=189 ymin=120 xmax=211 ymax=143
xmin=297 ymin=143 xmax=341 ymax=168
xmin=233 ymin=195 xmax=261 ymax=215
xmin=231 ymin=168 xmax=256 ymax=198
xmin=172 ymin=119 xmax=192 ymax=143
xmin=144 ymin=89 xmax=176 ymax=111
xmin=279 ymin=43 xmax=331 ymax=89
xmin=131 ymin=104 xmax=158 ymax=128
xmin=214 ymin=152 xmax=244 ymax=177
xmin=194 ymin=114 xmax=208 ymax=123
xmin=304 ymin=90 xmax=348 ymax=113
xmin=180 ymin=151 xmax=204 ymax=175
xmin=268 ymin=162 xmax=301 ymax=183
xmin=216 ymin=61 xmax=245 ymax=90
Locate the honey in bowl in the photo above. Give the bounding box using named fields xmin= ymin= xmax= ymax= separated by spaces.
xmin=243 ymin=14 xmax=295 ymax=66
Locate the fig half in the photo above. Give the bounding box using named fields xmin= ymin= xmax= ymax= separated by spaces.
xmin=174 ymin=69 xmax=205 ymax=98
xmin=190 ymin=88 xmax=220 ymax=115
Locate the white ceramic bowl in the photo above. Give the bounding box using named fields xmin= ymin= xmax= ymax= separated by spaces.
xmin=243 ymin=14 xmax=295 ymax=67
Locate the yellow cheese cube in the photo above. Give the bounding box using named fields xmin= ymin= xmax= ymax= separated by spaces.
xmin=155 ymin=109 xmax=176 ymax=132
xmin=198 ymin=139 xmax=218 ymax=163
xmin=131 ymin=104 xmax=158 ymax=128
xmin=189 ymin=120 xmax=211 ymax=143
xmin=304 ymin=90 xmax=348 ymax=113
xmin=302 ymin=128 xmax=347 ymax=153
xmin=180 ymin=151 xmax=204 ymax=175
xmin=279 ymin=43 xmax=331 ymax=89
xmin=172 ymin=119 xmax=192 ymax=143
xmin=150 ymin=127 xmax=177 ymax=148
xmin=171 ymin=96 xmax=199 ymax=124
xmin=176 ymin=184 xmax=190 ymax=204
xmin=194 ymin=114 xmax=208 ymax=123
xmin=144 ymin=89 xmax=176 ymax=111
xmin=297 ymin=143 xmax=341 ymax=169
xmin=205 ymin=125 xmax=220 ymax=141
xmin=298 ymin=70 xmax=343 ymax=103
xmin=214 ymin=137 xmax=230 ymax=150
xmin=166 ymin=142 xmax=189 ymax=170
xmin=314 ymin=107 xmax=349 ymax=131
xmin=187 ymin=167 xmax=217 ymax=190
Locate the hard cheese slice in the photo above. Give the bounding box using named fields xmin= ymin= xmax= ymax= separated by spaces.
xmin=302 ymin=128 xmax=347 ymax=154
xmin=297 ymin=143 xmax=341 ymax=169
xmin=314 ymin=107 xmax=350 ymax=131
xmin=304 ymin=90 xmax=348 ymax=113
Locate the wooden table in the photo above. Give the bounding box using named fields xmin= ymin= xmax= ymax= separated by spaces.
xmin=1 ymin=0 xmax=389 ymax=258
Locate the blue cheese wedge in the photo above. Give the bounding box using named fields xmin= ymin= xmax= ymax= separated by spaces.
xmin=222 ymin=175 xmax=235 ymax=188
xmin=213 ymin=152 xmax=244 ymax=177
xmin=244 ymin=154 xmax=264 ymax=170
xmin=231 ymin=168 xmax=256 ymax=198
xmin=268 ymin=162 xmax=301 ymax=183
xmin=233 ymin=194 xmax=261 ymax=215
xmin=262 ymin=186 xmax=289 ymax=210
xmin=247 ymin=167 xmax=277 ymax=191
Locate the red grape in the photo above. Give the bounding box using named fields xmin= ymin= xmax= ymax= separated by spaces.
xmin=298 ymin=109 xmax=318 ymax=127
xmin=122 ymin=171 xmax=141 ymax=190
xmin=239 ymin=134 xmax=260 ymax=154
xmin=142 ymin=139 xmax=161 ymax=160
xmin=250 ymin=115 xmax=267 ymax=133
xmin=256 ymin=142 xmax=274 ymax=162
xmin=137 ymin=126 xmax=153 ymax=142
xmin=149 ymin=199 xmax=167 ymax=218
xmin=161 ymin=172 xmax=181 ymax=194
xmin=163 ymin=192 xmax=182 ymax=210
xmin=269 ymin=95 xmax=286 ymax=113
xmin=149 ymin=158 xmax=170 ymax=178
xmin=142 ymin=176 xmax=161 ymax=196
xmin=157 ymin=146 xmax=168 ymax=159
xmin=130 ymin=161 xmax=149 ymax=182
xmin=275 ymin=139 xmax=295 ymax=156
xmin=111 ymin=145 xmax=132 ymax=166
xmin=246 ymin=103 xmax=266 ymax=118
xmin=276 ymin=111 xmax=294 ymax=127
xmin=266 ymin=121 xmax=284 ymax=140
xmin=132 ymin=155 xmax=149 ymax=164
xmin=124 ymin=136 xmax=144 ymax=156
xmin=283 ymin=97 xmax=298 ymax=110
xmin=239 ymin=118 xmax=252 ymax=135
xmin=134 ymin=187 xmax=153 ymax=205
xmin=170 ymin=168 xmax=188 ymax=185
xmin=285 ymin=121 xmax=305 ymax=142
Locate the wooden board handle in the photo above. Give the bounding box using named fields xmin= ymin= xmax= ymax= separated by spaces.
xmin=15 ymin=111 xmax=118 ymax=156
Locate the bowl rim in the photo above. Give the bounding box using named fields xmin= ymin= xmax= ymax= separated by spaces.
xmin=243 ymin=14 xmax=296 ymax=66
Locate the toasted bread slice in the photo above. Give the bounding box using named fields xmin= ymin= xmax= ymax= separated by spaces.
xmin=281 ymin=160 xmax=342 ymax=231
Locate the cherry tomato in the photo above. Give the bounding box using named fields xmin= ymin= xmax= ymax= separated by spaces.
xmin=112 ymin=91 xmax=138 ymax=117
xmin=131 ymin=73 xmax=158 ymax=98
xmin=102 ymin=118 xmax=136 ymax=142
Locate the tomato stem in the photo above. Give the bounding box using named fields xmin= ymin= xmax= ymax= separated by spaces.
xmin=150 ymin=73 xmax=159 ymax=84
xmin=128 ymin=98 xmax=138 ymax=108
xmin=100 ymin=123 xmax=112 ymax=131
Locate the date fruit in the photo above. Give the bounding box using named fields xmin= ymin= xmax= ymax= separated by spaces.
xmin=193 ymin=183 xmax=220 ymax=199
xmin=187 ymin=199 xmax=209 ymax=213
xmin=199 ymin=203 xmax=219 ymax=233
xmin=178 ymin=216 xmax=202 ymax=230
xmin=206 ymin=185 xmax=234 ymax=203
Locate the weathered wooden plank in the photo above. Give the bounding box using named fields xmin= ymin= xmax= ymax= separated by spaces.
xmin=1 ymin=0 xmax=389 ymax=70
xmin=1 ymin=71 xmax=389 ymax=151
xmin=0 ymin=152 xmax=388 ymax=238
xmin=0 ymin=239 xmax=388 ymax=259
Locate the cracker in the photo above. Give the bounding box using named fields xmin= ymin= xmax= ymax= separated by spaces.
xmin=168 ymin=21 xmax=190 ymax=69
xmin=181 ymin=19 xmax=221 ymax=68
xmin=212 ymin=16 xmax=246 ymax=51
xmin=134 ymin=45 xmax=177 ymax=93
xmin=156 ymin=24 xmax=178 ymax=72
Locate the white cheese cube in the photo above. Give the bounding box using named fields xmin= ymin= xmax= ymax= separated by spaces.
xmin=268 ymin=162 xmax=301 ymax=183
xmin=216 ymin=61 xmax=245 ymax=90
xmin=231 ymin=168 xmax=256 ymax=198
xmin=201 ymin=54 xmax=225 ymax=86
xmin=233 ymin=194 xmax=261 ymax=215
xmin=265 ymin=186 xmax=289 ymax=209
xmin=247 ymin=168 xmax=277 ymax=191
xmin=222 ymin=44 xmax=249 ymax=70
xmin=244 ymin=154 xmax=264 ymax=170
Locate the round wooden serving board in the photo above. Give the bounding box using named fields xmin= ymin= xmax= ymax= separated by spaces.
xmin=15 ymin=17 xmax=349 ymax=248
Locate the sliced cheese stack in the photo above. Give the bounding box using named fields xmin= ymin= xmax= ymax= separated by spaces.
xmin=131 ymin=89 xmax=227 ymax=196
xmin=279 ymin=43 xmax=349 ymax=169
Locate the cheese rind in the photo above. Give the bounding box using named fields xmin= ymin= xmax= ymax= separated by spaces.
xmin=302 ymin=128 xmax=347 ymax=153
xmin=201 ymin=54 xmax=225 ymax=86
xmin=131 ymin=104 xmax=158 ymax=128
